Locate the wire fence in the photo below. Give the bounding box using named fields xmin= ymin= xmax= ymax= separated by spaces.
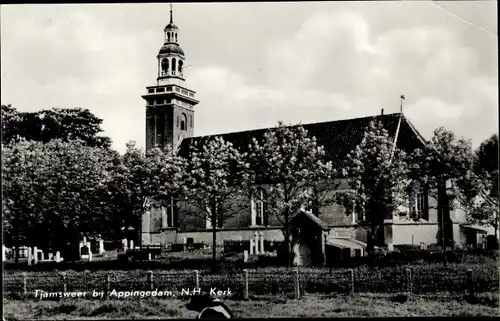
xmin=3 ymin=267 xmax=499 ymax=300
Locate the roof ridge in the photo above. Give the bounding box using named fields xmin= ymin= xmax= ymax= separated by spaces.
xmin=188 ymin=113 xmax=403 ymax=141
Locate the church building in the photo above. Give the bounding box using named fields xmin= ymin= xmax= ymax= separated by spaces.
xmin=140 ymin=7 xmax=485 ymax=254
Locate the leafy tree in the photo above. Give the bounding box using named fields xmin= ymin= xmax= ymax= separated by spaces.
xmin=1 ymin=105 xmax=23 ymax=144
xmin=2 ymin=139 xmax=48 ymax=263
xmin=408 ymin=127 xmax=476 ymax=249
xmin=334 ymin=121 xmax=408 ymax=258
xmin=105 ymin=142 xmax=187 ymax=242
xmin=469 ymin=134 xmax=499 ymax=237
xmin=105 ymin=142 xmax=150 ymax=241
xmin=183 ymin=136 xmax=250 ymax=265
xmin=2 ymin=139 xmax=115 ymax=261
xmin=247 ymin=122 xmax=333 ymax=266
xmin=1 ymin=105 xmax=112 ymax=148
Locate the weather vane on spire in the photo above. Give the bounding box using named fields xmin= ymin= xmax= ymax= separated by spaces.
xmin=400 ymin=94 xmax=405 ymax=113
xmin=170 ymin=3 xmax=173 ymax=24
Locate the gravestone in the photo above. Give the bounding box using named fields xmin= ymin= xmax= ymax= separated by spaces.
xmin=33 ymin=246 xmax=39 ymax=264
xmin=260 ymin=232 xmax=264 ymax=254
xmin=99 ymin=240 xmax=105 ymax=254
xmin=254 ymin=232 xmax=260 ymax=255
xmin=81 ymin=245 xmax=89 ymax=256
xmin=27 ymin=247 xmax=33 ymax=266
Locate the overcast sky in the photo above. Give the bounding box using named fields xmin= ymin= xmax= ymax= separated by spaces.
xmin=1 ymin=1 xmax=497 ymax=153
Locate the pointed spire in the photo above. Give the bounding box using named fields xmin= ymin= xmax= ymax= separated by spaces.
xmin=170 ymin=3 xmax=173 ymax=24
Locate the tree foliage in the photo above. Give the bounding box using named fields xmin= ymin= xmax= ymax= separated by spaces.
xmin=104 ymin=143 xmax=187 ymax=241
xmin=2 ymin=139 xmax=115 ymax=260
xmin=468 ymin=134 xmax=499 ymax=236
xmin=248 ymin=122 xmax=333 ymax=266
xmin=334 ymin=120 xmax=409 ymax=256
xmin=183 ymin=136 xmax=250 ymax=265
xmin=1 ymin=105 xmax=112 ymax=148
xmin=408 ymin=127 xmax=478 ymax=248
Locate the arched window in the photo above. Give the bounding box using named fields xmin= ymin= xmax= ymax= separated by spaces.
xmin=167 ymin=32 xmax=171 ymax=42
xmin=172 ymin=58 xmax=176 ymax=75
xmin=175 ymin=33 xmax=178 ymax=42
xmin=162 ymin=197 xmax=177 ymax=228
xmin=251 ymin=188 xmax=268 ymax=226
xmin=157 ymin=113 xmax=165 ymax=146
xmin=410 ymin=191 xmax=429 ymax=221
xmin=178 ymin=60 xmax=183 ymax=75
xmin=161 ymin=58 xmax=169 ymax=75
xmin=180 ymin=113 xmax=187 ymax=131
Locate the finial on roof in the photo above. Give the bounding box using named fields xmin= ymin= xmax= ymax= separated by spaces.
xmin=170 ymin=3 xmax=173 ymax=24
xmin=400 ymin=94 xmax=405 ymax=113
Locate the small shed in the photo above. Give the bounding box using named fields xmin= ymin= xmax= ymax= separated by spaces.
xmin=290 ymin=210 xmax=329 ymax=266
xmin=460 ymin=224 xmax=488 ymax=249
xmin=325 ymin=238 xmax=366 ymax=265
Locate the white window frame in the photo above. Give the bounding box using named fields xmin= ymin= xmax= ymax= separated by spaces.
xmin=251 ymin=189 xmax=266 ymax=227
xmin=410 ymin=192 xmax=426 ymax=219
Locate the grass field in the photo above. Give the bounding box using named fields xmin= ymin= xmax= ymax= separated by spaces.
xmin=4 ymin=250 xmax=498 ymax=319
xmin=3 ymin=294 xmax=499 ymax=319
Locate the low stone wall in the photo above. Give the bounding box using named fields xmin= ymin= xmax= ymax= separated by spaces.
xmin=391 ymin=223 xmax=439 ymax=245
xmin=177 ymin=228 xmax=284 ymax=245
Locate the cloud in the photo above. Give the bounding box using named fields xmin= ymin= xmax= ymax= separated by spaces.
xmin=190 ymin=8 xmax=497 ymax=148
xmin=1 ymin=3 xmax=497 ymax=154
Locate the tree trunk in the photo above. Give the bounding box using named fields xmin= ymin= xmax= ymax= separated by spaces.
xmin=495 ymin=211 xmax=498 ymax=240
xmin=284 ymin=208 xmax=290 ymax=267
xmin=437 ymin=176 xmax=449 ymax=264
xmin=376 ymin=223 xmax=385 ymax=248
xmin=14 ymin=242 xmax=19 ymax=265
xmin=367 ymin=224 xmax=376 ymax=259
xmin=211 ymin=207 xmax=217 ymax=266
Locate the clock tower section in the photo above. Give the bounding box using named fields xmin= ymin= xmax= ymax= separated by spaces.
xmin=142 ymin=5 xmax=199 ymax=152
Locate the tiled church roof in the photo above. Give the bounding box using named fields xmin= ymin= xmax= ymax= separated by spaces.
xmin=178 ymin=113 xmax=426 ymax=167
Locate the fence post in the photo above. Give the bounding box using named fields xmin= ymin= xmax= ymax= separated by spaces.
xmin=106 ymin=274 xmax=111 ymax=296
xmin=243 ymin=269 xmax=249 ymax=300
xmin=61 ymin=272 xmax=67 ymax=292
xmin=293 ymin=267 xmax=300 ymax=299
xmin=405 ymin=268 xmax=412 ymax=299
xmin=194 ymin=270 xmax=200 ymax=288
xmin=349 ymin=268 xmax=354 ymax=295
xmin=467 ymin=269 xmax=474 ymax=298
xmin=147 ymin=270 xmax=154 ymax=291
xmin=22 ymin=272 xmax=27 ymax=296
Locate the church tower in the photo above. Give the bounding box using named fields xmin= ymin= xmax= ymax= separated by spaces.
xmin=142 ymin=4 xmax=199 ymax=152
